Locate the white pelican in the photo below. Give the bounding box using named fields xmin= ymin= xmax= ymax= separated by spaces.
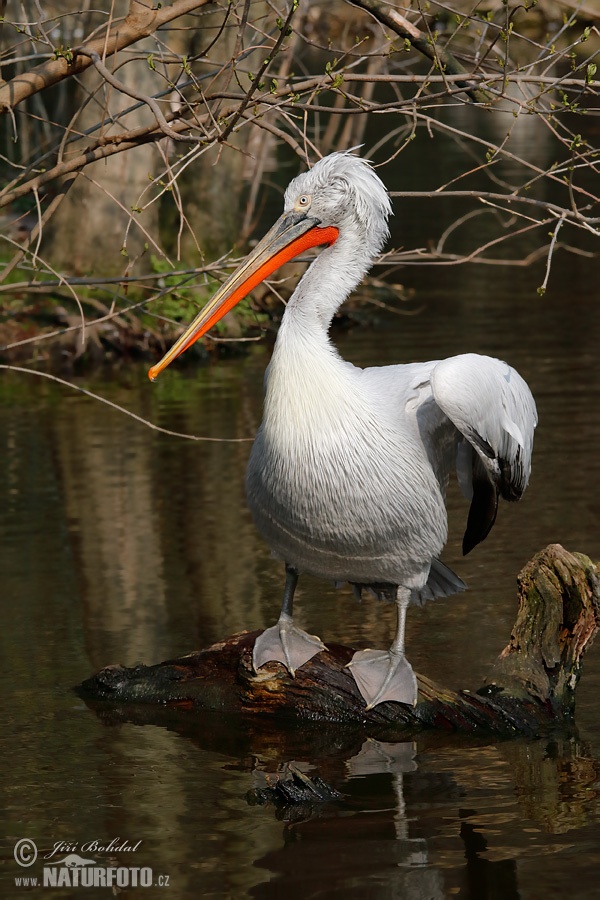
xmin=148 ymin=153 xmax=537 ymax=709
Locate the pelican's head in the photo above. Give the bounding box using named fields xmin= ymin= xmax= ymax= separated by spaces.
xmin=284 ymin=152 xmax=392 ymax=261
xmin=148 ymin=152 xmax=392 ymax=381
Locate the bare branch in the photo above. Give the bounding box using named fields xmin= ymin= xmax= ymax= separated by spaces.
xmin=0 ymin=0 xmax=597 ymax=371
xmin=391 ymin=190 xmax=600 ymax=231
xmin=0 ymin=0 xmax=214 ymax=113
xmin=76 ymin=47 xmax=204 ymax=143
xmin=0 ymin=365 xmax=253 ymax=442
xmin=347 ymin=0 xmax=490 ymax=102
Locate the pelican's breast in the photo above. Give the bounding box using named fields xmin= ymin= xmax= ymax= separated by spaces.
xmin=245 ymin=337 xmax=448 ymax=582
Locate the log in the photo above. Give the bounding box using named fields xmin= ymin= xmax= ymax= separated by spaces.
xmin=78 ymin=545 xmax=599 ymax=737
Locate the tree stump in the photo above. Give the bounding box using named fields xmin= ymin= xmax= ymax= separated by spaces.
xmin=78 ymin=545 xmax=599 ymax=736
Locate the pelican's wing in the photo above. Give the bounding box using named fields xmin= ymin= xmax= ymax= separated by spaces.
xmin=430 ymin=353 xmax=537 ymax=554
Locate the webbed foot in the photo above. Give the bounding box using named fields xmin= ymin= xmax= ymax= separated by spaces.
xmin=347 ymin=649 xmax=418 ymax=709
xmin=253 ymin=614 xmax=326 ymax=676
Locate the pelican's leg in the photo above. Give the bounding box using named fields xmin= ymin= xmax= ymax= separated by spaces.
xmin=347 ymin=586 xmax=418 ymax=709
xmin=253 ymin=564 xmax=326 ymax=676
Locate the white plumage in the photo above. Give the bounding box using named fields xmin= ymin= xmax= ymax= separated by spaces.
xmin=149 ymin=152 xmax=538 ymax=709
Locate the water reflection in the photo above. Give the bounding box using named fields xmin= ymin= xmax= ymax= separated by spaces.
xmin=1 ymin=263 xmax=599 ymax=895
xmin=53 ymin=395 xmax=169 ymax=665
xmin=239 ymin=732 xmax=600 ymax=899
xmin=60 ymin=698 xmax=600 ymax=900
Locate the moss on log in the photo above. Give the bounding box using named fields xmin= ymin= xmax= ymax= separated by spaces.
xmin=78 ymin=545 xmax=599 ymax=736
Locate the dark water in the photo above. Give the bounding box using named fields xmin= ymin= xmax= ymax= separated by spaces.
xmin=2 ymin=126 xmax=600 ymax=896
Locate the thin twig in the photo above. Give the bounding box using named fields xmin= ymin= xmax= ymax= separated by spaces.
xmin=0 ymin=365 xmax=254 ymax=442
xmin=76 ymin=47 xmax=205 ymax=143
xmin=538 ymin=215 xmax=566 ymax=296
xmin=391 ymin=190 xmax=600 ymax=230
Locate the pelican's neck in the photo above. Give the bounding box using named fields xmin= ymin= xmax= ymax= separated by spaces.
xmin=263 ymin=237 xmax=375 ymax=435
xmin=281 ymin=233 xmax=374 ymax=338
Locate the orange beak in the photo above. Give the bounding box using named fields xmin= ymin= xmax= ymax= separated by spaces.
xmin=148 ymin=211 xmax=339 ymax=381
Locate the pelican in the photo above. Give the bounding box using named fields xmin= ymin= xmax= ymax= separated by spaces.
xmin=148 ymin=153 xmax=537 ymax=709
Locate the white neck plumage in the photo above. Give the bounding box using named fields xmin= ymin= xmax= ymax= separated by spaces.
xmin=281 ymin=232 xmax=375 ymax=337
xmin=262 ymin=236 xmax=377 ymax=440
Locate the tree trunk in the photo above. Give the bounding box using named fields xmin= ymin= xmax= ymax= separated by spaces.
xmin=79 ymin=545 xmax=599 ymax=736
xmin=41 ymin=5 xmax=161 ymax=276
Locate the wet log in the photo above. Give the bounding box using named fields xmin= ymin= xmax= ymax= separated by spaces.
xmin=78 ymin=545 xmax=599 ymax=736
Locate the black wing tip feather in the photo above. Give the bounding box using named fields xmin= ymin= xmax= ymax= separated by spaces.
xmin=499 ymin=452 xmax=526 ymax=501
xmin=462 ymin=476 xmax=499 ymax=555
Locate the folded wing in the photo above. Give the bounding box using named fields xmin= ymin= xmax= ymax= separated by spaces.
xmin=430 ymin=353 xmax=537 ymax=555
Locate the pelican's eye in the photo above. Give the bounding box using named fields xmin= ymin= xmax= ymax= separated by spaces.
xmin=296 ymin=194 xmax=312 ymax=211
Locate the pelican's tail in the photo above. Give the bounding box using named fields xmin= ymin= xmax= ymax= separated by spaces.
xmin=412 ymin=559 xmax=467 ymax=607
